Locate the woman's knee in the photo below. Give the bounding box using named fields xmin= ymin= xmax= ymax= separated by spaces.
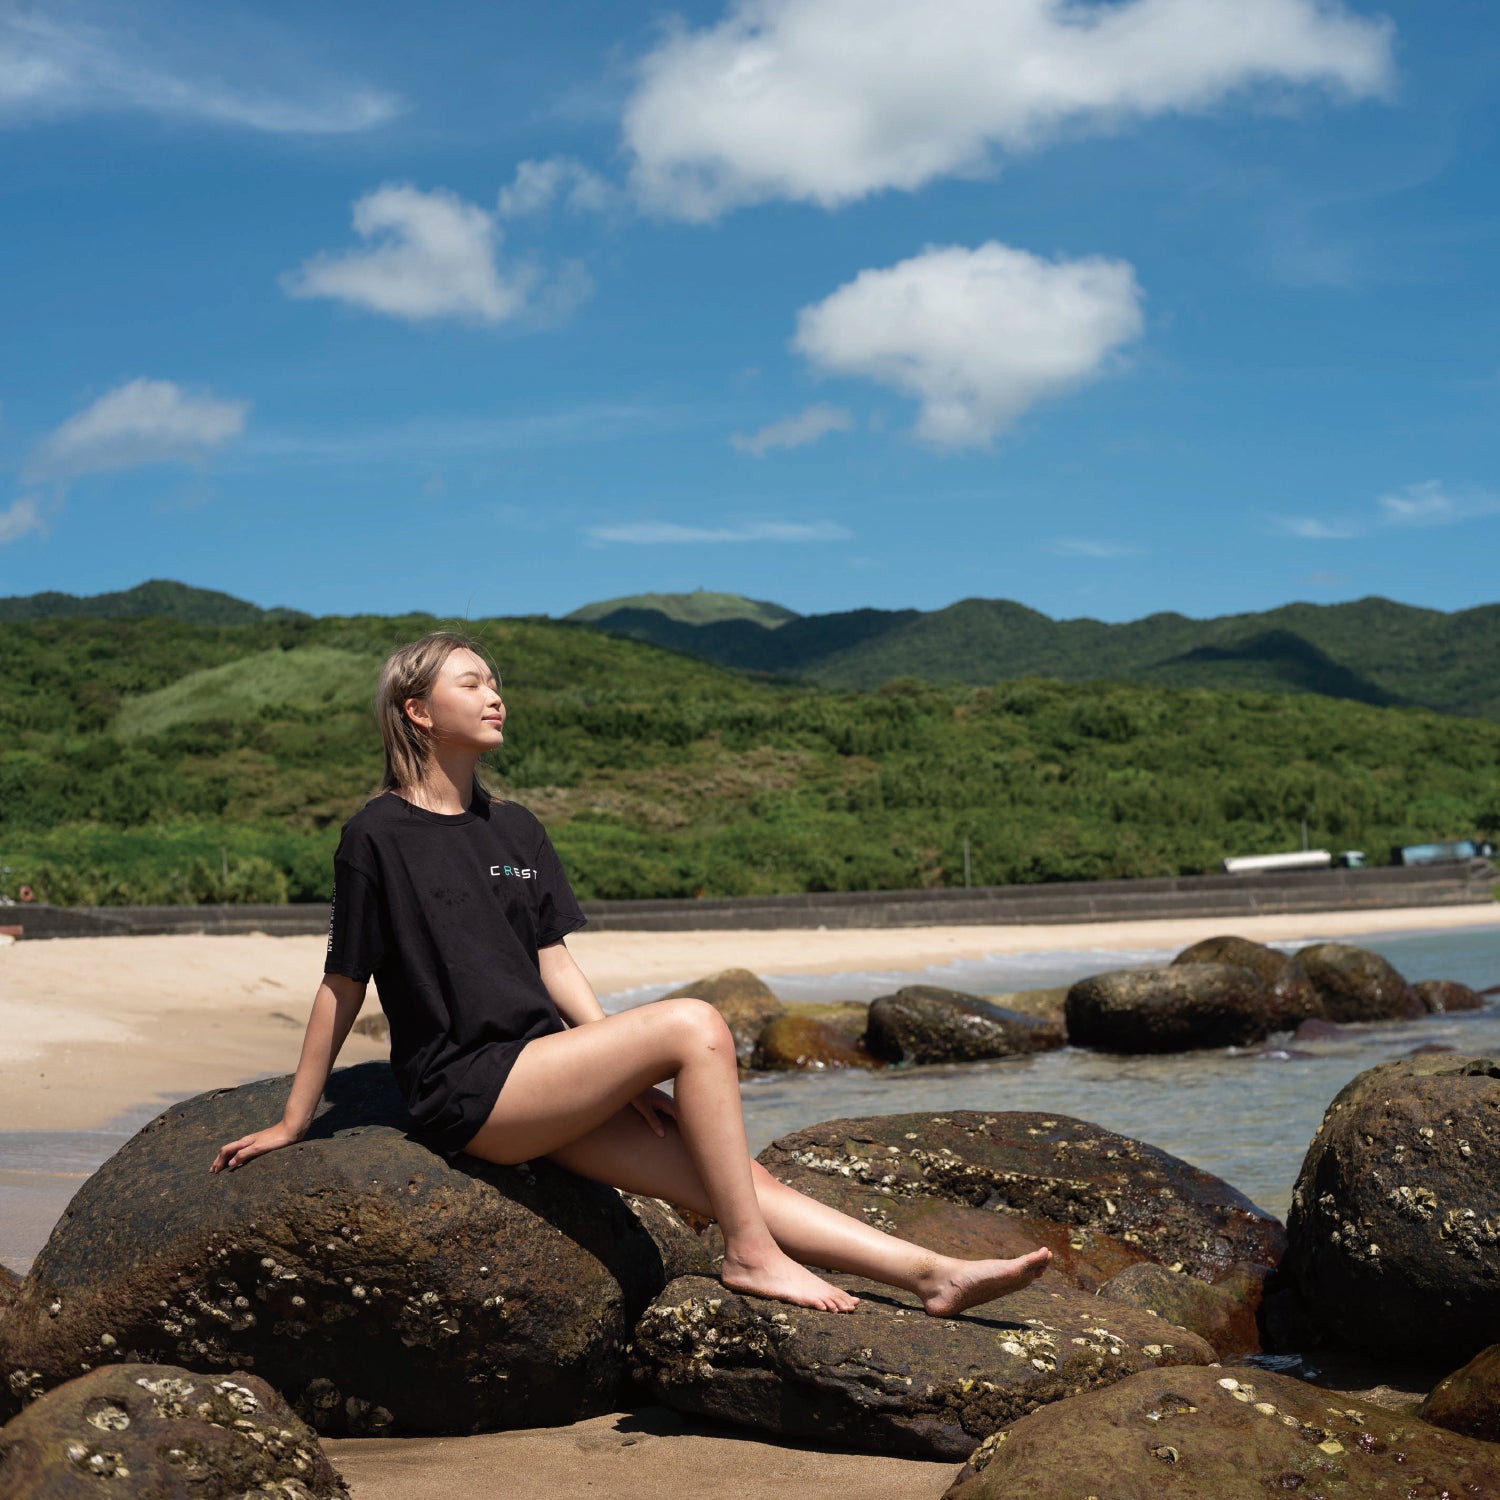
xmin=653 ymin=996 xmax=735 ymax=1056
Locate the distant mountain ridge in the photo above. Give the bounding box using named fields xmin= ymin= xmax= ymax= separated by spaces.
xmin=0 ymin=579 xmax=306 ymax=626
xmin=578 ymin=593 xmax=1500 ymax=720
xmin=5 ymin=580 xmax=1498 ymax=719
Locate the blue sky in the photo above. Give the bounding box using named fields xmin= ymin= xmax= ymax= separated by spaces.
xmin=1 ymin=0 xmax=1496 ymax=623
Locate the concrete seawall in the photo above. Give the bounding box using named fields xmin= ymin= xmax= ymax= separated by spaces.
xmin=6 ymin=861 xmax=1494 ymax=940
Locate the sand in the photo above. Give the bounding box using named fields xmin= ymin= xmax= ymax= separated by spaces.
xmin=2 ymin=902 xmax=1497 ymax=1133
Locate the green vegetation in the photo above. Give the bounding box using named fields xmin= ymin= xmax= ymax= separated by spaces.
xmin=566 ymin=589 xmax=798 ymax=629
xmin=3 ymin=609 xmax=1498 ymax=905
xmin=0 ymin=578 xmax=308 ymax=626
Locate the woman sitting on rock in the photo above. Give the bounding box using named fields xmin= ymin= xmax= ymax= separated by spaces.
xmin=213 ymin=631 xmax=1050 ymax=1314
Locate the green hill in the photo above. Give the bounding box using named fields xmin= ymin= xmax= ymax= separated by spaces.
xmin=0 ymin=578 xmax=307 ymax=626
xmin=567 ymin=589 xmax=799 ymax=629
xmin=2 ymin=610 xmax=1498 ymax=906
xmin=578 ymin=594 xmax=1500 ymax=719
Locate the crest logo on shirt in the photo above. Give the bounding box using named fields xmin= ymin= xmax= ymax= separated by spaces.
xmin=490 ymin=864 xmax=535 ymax=879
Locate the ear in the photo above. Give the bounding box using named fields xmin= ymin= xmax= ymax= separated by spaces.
xmin=403 ymin=696 xmax=433 ymax=732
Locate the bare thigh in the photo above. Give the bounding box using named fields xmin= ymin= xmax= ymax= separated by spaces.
xmin=460 ymin=998 xmax=729 ymax=1166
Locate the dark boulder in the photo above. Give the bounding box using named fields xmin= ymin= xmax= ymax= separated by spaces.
xmin=1064 ymin=964 xmax=1275 ymax=1053
xmin=0 ymin=1362 xmax=347 ymax=1499
xmin=1097 ymin=1260 xmax=1269 ymax=1359
xmin=0 ymin=1062 xmax=708 ymax=1434
xmin=1293 ymin=1017 xmax=1347 ymax=1041
xmin=1172 ymin=934 xmax=1323 ymax=1027
xmin=1296 ymin=942 xmax=1419 ymax=1022
xmin=758 ymin=1112 xmax=1285 ymax=1282
xmin=1283 ymin=1054 xmax=1500 ymax=1363
xmin=863 ymin=986 xmax=1064 ymax=1065
xmin=632 ymin=1272 xmax=1213 ymax=1460
xmin=1420 ymin=1343 xmax=1500 ymax=1442
xmin=1413 ymin=978 xmax=1485 ymax=1014
xmin=944 ymin=1364 xmax=1500 ymax=1499
xmin=750 ymin=1015 xmax=881 ymax=1071
xmin=663 ymin=968 xmax=783 ymax=1065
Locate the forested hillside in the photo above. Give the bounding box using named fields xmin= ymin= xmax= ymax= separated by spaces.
xmin=3 ymin=611 xmax=1497 ymax=904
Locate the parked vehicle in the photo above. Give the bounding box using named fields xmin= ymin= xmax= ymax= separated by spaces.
xmin=1221 ymin=850 xmax=1332 ymax=875
xmin=1390 ymin=838 xmax=1497 ymax=867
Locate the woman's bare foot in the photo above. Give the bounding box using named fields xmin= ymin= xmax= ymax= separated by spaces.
xmin=721 ymin=1247 xmax=861 ymax=1312
xmin=918 ymin=1247 xmax=1052 ymax=1317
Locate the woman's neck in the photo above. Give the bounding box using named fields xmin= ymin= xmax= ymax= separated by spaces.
xmin=403 ymin=746 xmax=481 ymax=815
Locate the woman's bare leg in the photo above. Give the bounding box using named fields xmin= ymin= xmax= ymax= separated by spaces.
xmin=546 ymin=1105 xmax=1051 ymax=1317
xmin=462 ymin=999 xmax=859 ymax=1312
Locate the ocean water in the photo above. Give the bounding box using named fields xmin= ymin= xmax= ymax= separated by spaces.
xmin=2 ymin=924 xmax=1496 ymax=1274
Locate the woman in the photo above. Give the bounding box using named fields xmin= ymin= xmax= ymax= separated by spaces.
xmin=213 ymin=631 xmax=1050 ymax=1314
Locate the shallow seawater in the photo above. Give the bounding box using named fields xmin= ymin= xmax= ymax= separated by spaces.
xmin=611 ymin=924 xmax=1500 ymax=1223
xmin=1 ymin=924 xmax=1496 ymax=1273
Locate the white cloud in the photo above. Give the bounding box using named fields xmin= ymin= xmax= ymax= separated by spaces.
xmin=0 ymin=7 xmax=398 ymax=134
xmin=793 ymin=241 xmax=1144 ymax=448
xmin=497 ymin=157 xmax=619 ymax=218
xmin=1048 ymin=537 xmax=1143 ymax=558
xmin=284 ymin=184 xmax=534 ymax=325
xmin=587 ymin=519 xmax=851 ymax=543
xmin=731 ymin=403 xmax=853 ymax=455
xmin=27 ymin=379 xmax=247 ymax=481
xmin=625 ymin=0 xmax=1394 ymax=218
xmin=1274 ymin=481 xmax=1500 ymax=541
xmin=0 ymin=495 xmax=43 ymax=544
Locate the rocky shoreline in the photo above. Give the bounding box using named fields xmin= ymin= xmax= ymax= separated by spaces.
xmin=2 ymin=934 xmax=1497 ymax=1497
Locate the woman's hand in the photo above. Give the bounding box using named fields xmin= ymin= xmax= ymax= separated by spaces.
xmin=211 ymin=1121 xmax=303 ymax=1173
xmin=630 ymin=1086 xmax=677 ymax=1138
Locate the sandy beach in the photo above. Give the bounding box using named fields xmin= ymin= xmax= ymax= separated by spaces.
xmin=4 ymin=904 xmax=1498 ymax=1499
xmin=3 ymin=902 xmax=1498 ymax=1134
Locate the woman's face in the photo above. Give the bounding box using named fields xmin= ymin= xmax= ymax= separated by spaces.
xmin=407 ymin=647 xmax=505 ymax=751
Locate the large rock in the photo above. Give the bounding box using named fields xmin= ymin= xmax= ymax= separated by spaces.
xmin=758 ymin=1112 xmax=1285 ymax=1282
xmin=1413 ymin=978 xmax=1485 ymax=1014
xmin=1172 ymin=935 xmax=1323 ymax=1028
xmin=863 ymin=987 xmax=1065 ymax=1065
xmin=944 ymin=1364 xmax=1500 ymax=1499
xmin=1420 ymin=1343 xmax=1500 ymax=1442
xmin=0 ymin=1268 xmax=16 ymax=1316
xmin=1096 ymin=1261 xmax=1268 ymax=1359
xmin=985 ymin=987 xmax=1070 ymax=1025
xmin=1283 ymin=1054 xmax=1500 ymax=1363
xmin=663 ymin=968 xmax=784 ymax=1064
xmin=632 ymin=1272 xmax=1213 ymax=1460
xmin=0 ymin=1063 xmax=708 ymax=1434
xmin=0 ymin=1362 xmax=347 ymax=1499
xmin=750 ymin=1015 xmax=881 ymax=1071
xmin=1296 ymin=942 xmax=1419 ymax=1022
xmin=1065 ymin=964 xmax=1276 ymax=1053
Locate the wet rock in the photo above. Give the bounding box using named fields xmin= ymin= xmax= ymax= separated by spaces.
xmin=1097 ymin=1261 xmax=1269 ymax=1359
xmin=944 ymin=1363 xmax=1500 ymax=1500
xmin=708 ymin=1172 xmax=1153 ymax=1293
xmin=0 ymin=1062 xmax=709 ymax=1434
xmin=750 ymin=1015 xmax=882 ymax=1071
xmin=1172 ymin=935 xmax=1323 ymax=1028
xmin=0 ymin=1362 xmax=347 ymax=1499
xmin=1296 ymin=942 xmax=1419 ymax=1022
xmin=1293 ymin=1017 xmax=1347 ymax=1042
xmin=663 ymin=968 xmax=784 ymax=1065
xmin=1420 ymin=1343 xmax=1500 ymax=1442
xmin=1283 ymin=1053 xmax=1500 ymax=1363
xmin=782 ymin=999 xmax=872 ymax=1032
xmin=863 ymin=987 xmax=1065 ymax=1065
xmin=632 ymin=1272 xmax=1213 ymax=1460
xmin=984 ymin=987 xmax=1070 ymax=1025
xmin=758 ymin=1112 xmax=1285 ymax=1282
xmin=1065 ymin=964 xmax=1275 ymax=1053
xmin=1413 ymin=978 xmax=1485 ymax=1014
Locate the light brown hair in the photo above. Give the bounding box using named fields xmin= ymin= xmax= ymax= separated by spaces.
xmin=374 ymin=631 xmax=501 ymax=799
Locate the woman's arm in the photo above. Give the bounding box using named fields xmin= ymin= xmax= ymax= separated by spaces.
xmin=210 ymin=972 xmax=367 ymax=1172
xmin=538 ymin=940 xmax=676 ymax=1135
xmin=538 ymin=940 xmax=606 ymax=1026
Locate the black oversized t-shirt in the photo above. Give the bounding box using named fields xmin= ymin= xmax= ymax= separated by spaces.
xmin=324 ymin=790 xmax=586 ymax=1154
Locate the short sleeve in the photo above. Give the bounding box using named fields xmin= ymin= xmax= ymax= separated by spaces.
xmin=325 ymin=857 xmax=386 ymax=982
xmin=533 ymin=829 xmax=586 ymax=947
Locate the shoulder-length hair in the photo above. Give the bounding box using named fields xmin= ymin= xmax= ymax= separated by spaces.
xmin=374 ymin=631 xmax=501 ymax=799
